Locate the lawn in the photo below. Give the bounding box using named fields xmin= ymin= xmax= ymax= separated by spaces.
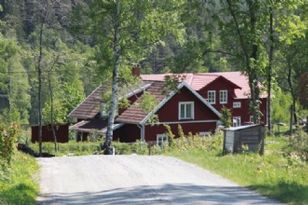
xmin=0 ymin=151 xmax=39 ymax=205
xmin=28 ymin=141 xmax=101 ymax=156
xmin=27 ymin=140 xmax=148 ymax=156
xmin=167 ymin=135 xmax=308 ymax=205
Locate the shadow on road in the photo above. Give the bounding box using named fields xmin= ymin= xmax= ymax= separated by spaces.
xmin=38 ymin=183 xmax=281 ymax=205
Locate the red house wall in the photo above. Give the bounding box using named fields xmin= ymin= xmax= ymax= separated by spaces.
xmin=144 ymin=86 xmax=219 ymax=142
xmin=198 ymin=79 xmax=267 ymax=126
xmin=114 ymin=86 xmax=220 ymax=143
xmin=198 ymin=78 xmax=237 ymax=111
xmin=113 ymin=124 xmax=140 ymax=143
xmin=157 ymin=87 xmax=219 ymax=122
xmin=144 ymin=122 xmax=217 ymax=142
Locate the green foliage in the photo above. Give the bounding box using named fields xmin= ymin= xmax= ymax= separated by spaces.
xmin=0 ymin=152 xmax=39 ymax=205
xmin=177 ymin=124 xmax=185 ymax=139
xmin=221 ymin=107 xmax=232 ymax=128
xmin=272 ymin=88 xmax=292 ymax=123
xmin=285 ymin=129 xmax=308 ymax=161
xmin=139 ymin=92 xmax=157 ymax=113
xmin=0 ymin=123 xmax=19 ymax=166
xmin=113 ymin=141 xmax=148 ymax=155
xmin=0 ymin=108 xmax=21 ymax=125
xmin=163 ymin=124 xmax=175 ymax=147
xmin=0 ymin=36 xmax=31 ymax=124
xmin=167 ymin=136 xmax=308 ymax=205
xmin=42 ymin=99 xmax=67 ymax=124
xmin=118 ymin=98 xmax=130 ymax=110
xmin=163 ymin=75 xmax=184 ymax=94
xmin=29 ymin=141 xmax=101 ymax=157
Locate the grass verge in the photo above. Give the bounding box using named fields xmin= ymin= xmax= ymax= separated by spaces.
xmin=28 ymin=141 xmax=100 ymax=156
xmin=27 ymin=140 xmax=149 ymax=156
xmin=166 ymin=136 xmax=308 ymax=205
xmin=0 ymin=152 xmax=39 ymax=205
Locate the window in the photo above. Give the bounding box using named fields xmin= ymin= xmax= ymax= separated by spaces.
xmin=199 ymin=132 xmax=210 ymax=137
xmin=179 ymin=102 xmax=194 ymax=120
xmin=219 ymin=90 xmax=228 ymax=104
xmin=233 ymin=102 xmax=241 ymax=108
xmin=207 ymin=90 xmax=216 ymax=104
xmin=157 ymin=134 xmax=168 ymax=147
xmin=233 ymin=116 xmax=241 ymax=127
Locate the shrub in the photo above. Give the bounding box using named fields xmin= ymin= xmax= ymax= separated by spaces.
xmin=285 ymin=128 xmax=308 ymax=161
xmin=0 ymin=123 xmax=19 ymax=166
xmin=164 ymin=124 xmax=175 ymax=147
xmin=221 ymin=107 xmax=232 ymax=128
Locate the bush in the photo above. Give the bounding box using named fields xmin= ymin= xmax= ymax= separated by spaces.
xmin=0 ymin=123 xmax=19 ymax=166
xmin=285 ymin=129 xmax=308 ymax=161
xmin=113 ymin=140 xmax=148 ymax=155
xmin=157 ymin=127 xmax=223 ymax=153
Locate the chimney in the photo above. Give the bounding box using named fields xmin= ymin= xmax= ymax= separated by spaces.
xmin=132 ymin=64 xmax=141 ymax=77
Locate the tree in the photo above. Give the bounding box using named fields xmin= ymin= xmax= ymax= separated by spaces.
xmin=266 ymin=1 xmax=274 ymax=133
xmin=223 ymin=0 xmax=267 ymax=124
xmin=274 ymin=1 xmax=307 ymax=133
xmin=221 ymin=107 xmax=232 ymax=128
xmin=0 ymin=35 xmax=31 ymax=124
xmin=86 ymin=0 xmax=184 ymax=154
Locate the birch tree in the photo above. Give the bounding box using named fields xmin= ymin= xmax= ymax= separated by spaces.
xmin=86 ymin=0 xmax=184 ymax=154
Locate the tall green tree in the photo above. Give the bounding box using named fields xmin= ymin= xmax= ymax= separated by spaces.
xmin=0 ymin=36 xmax=31 ymax=124
xmin=86 ymin=0 xmax=184 ymax=154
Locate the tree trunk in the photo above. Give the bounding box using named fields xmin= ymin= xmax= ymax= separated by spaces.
xmin=287 ymin=59 xmax=297 ymax=134
xmin=306 ymin=116 xmax=308 ymax=133
xmin=267 ymin=5 xmax=274 ymax=133
xmin=48 ymin=70 xmax=57 ymax=152
xmin=247 ymin=0 xmax=260 ymax=124
xmin=37 ymin=20 xmax=44 ymax=156
xmin=102 ymin=0 xmax=121 ymax=155
xmin=226 ymin=0 xmax=261 ymax=124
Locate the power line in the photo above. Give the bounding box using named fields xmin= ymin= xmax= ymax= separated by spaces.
xmin=3 ymin=70 xmax=61 ymax=74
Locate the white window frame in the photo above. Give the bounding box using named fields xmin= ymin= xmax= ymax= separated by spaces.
xmin=219 ymin=90 xmax=228 ymax=104
xmin=233 ymin=102 xmax=241 ymax=108
xmin=178 ymin=101 xmax=195 ymax=120
xmin=199 ymin=132 xmax=211 ymax=137
xmin=207 ymin=90 xmax=216 ymax=104
xmin=156 ymin=134 xmax=168 ymax=147
xmin=233 ymin=116 xmax=241 ymax=127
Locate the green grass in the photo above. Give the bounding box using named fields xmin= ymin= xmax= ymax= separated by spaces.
xmin=0 ymin=151 xmax=39 ymax=205
xmin=28 ymin=141 xmax=101 ymax=156
xmin=167 ymin=136 xmax=308 ymax=205
xmin=28 ymin=140 xmax=149 ymax=156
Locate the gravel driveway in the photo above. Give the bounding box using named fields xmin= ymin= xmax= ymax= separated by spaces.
xmin=37 ymin=155 xmax=282 ymax=205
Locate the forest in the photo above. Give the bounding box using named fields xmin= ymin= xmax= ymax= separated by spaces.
xmin=0 ymin=1 xmax=307 ymax=204
xmin=0 ymin=0 xmax=307 ymax=131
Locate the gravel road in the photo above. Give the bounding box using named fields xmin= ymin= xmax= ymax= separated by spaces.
xmin=37 ymin=155 xmax=282 ymax=205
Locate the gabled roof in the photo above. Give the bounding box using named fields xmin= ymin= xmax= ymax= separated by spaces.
xmin=116 ymin=81 xmax=221 ymax=125
xmin=115 ymin=81 xmax=165 ymax=124
xmin=69 ymin=117 xmax=123 ymax=134
xmin=141 ymin=71 xmax=264 ymax=99
xmin=141 ymin=82 xmax=221 ymax=125
xmin=68 ymin=82 xmax=151 ymax=120
xmin=68 ymin=85 xmax=107 ymax=119
xmin=196 ymin=75 xmax=242 ymax=90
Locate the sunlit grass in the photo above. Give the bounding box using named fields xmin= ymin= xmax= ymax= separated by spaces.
xmin=167 ymin=136 xmax=308 ymax=205
xmin=0 ymin=152 xmax=39 ymax=205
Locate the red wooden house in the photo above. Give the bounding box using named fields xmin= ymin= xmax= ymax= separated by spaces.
xmin=69 ymin=70 xmax=267 ymax=144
